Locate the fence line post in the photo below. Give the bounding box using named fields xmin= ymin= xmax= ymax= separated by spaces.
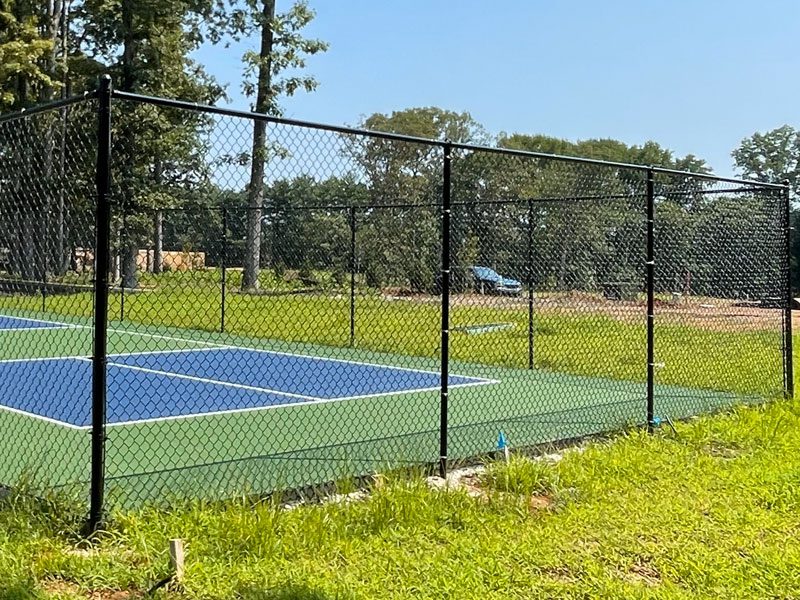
xmin=41 ymin=207 xmax=48 ymax=312
xmin=646 ymin=168 xmax=656 ymax=433
xmin=349 ymin=206 xmax=356 ymax=347
xmin=119 ymin=213 xmax=126 ymax=321
xmin=783 ymin=181 xmax=794 ymax=398
xmin=439 ymin=143 xmax=452 ymax=478
xmin=221 ymin=206 xmax=228 ymax=334
xmin=88 ymin=74 xmax=113 ymax=534
xmin=527 ymin=198 xmax=534 ymax=370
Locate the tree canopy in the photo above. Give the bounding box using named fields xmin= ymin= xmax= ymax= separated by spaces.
xmin=0 ymin=2 xmax=793 ymax=297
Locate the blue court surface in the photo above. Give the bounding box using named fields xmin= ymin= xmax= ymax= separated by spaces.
xmin=0 ymin=315 xmax=71 ymax=331
xmin=0 ymin=347 xmax=494 ymax=428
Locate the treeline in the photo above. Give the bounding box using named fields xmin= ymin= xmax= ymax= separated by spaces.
xmin=0 ymin=1 xmax=796 ymax=298
xmin=133 ymin=107 xmax=784 ymax=300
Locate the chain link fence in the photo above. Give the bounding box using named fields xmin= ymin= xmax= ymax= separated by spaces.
xmin=0 ymin=80 xmax=791 ymax=529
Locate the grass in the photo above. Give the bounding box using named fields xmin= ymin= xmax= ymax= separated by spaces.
xmin=1 ymin=397 xmax=800 ymax=598
xmin=0 ymin=269 xmax=786 ymax=397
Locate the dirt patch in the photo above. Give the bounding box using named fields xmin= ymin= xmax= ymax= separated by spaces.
xmin=388 ymin=290 xmax=788 ymax=333
xmin=703 ymin=441 xmax=743 ymax=459
xmin=41 ymin=578 xmax=138 ymax=599
xmin=619 ymin=558 xmax=661 ymax=587
xmin=541 ymin=565 xmax=578 ymax=584
xmin=529 ymin=495 xmax=554 ymax=511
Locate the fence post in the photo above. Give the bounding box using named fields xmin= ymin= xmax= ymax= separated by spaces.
xmin=527 ymin=198 xmax=534 ymax=370
xmin=783 ymin=181 xmax=794 ymax=398
xmin=221 ymin=206 xmax=227 ymax=334
xmin=88 ymin=74 xmax=113 ymax=534
xmin=646 ymin=168 xmax=656 ymax=433
xmin=119 ymin=213 xmax=126 ymax=321
xmin=349 ymin=206 xmax=356 ymax=347
xmin=439 ymin=143 xmax=452 ymax=478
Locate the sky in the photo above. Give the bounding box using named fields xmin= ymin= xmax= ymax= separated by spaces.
xmin=193 ymin=0 xmax=799 ymax=177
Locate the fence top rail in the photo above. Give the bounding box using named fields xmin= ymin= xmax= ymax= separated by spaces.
xmin=111 ymin=90 xmax=787 ymax=191
xmin=0 ymin=91 xmax=96 ymax=125
xmin=0 ymin=85 xmax=787 ymax=192
xmin=650 ymin=166 xmax=786 ymax=190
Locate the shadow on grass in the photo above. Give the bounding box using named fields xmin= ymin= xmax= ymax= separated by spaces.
xmin=0 ymin=582 xmax=37 ymax=600
xmin=239 ymin=583 xmax=339 ymax=600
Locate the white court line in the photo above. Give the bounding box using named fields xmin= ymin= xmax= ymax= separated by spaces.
xmin=1 ymin=316 xmax=460 ymax=380
xmin=0 ymin=402 xmax=86 ymax=430
xmin=0 ymin=314 xmax=499 ymax=429
xmin=0 ymin=325 xmax=73 ymax=333
xmin=105 ymin=360 xmax=321 ymax=402
xmin=101 ymin=373 xmax=498 ymax=429
xmin=0 ymin=354 xmax=89 ymax=364
xmin=108 ymin=346 xmax=222 ymax=359
xmin=0 ymin=314 xmax=76 ymax=327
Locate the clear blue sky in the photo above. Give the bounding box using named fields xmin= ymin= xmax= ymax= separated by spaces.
xmin=193 ymin=0 xmax=799 ymax=177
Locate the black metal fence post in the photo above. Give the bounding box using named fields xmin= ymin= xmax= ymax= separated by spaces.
xmin=646 ymin=168 xmax=656 ymax=432
xmin=88 ymin=75 xmax=113 ymax=533
xmin=783 ymin=181 xmax=794 ymax=398
xmin=119 ymin=213 xmax=126 ymax=322
xmin=41 ymin=199 xmax=49 ymax=312
xmin=527 ymin=198 xmax=534 ymax=370
xmin=221 ymin=206 xmax=227 ymax=334
xmin=439 ymin=144 xmax=452 ymax=478
xmin=349 ymin=206 xmax=357 ymax=347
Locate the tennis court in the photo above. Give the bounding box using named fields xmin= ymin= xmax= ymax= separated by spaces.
xmin=0 ymin=308 xmax=742 ymax=505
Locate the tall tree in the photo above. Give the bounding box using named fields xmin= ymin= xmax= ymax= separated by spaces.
xmin=732 ymin=125 xmax=800 ymax=194
xmin=733 ymin=125 xmax=800 ymax=290
xmin=346 ymin=107 xmax=488 ymax=291
xmin=0 ymin=1 xmax=55 ymax=109
xmin=77 ymin=0 xmax=225 ymax=288
xmin=228 ymin=0 xmax=327 ymax=290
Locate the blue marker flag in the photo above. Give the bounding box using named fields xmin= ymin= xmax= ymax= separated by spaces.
xmin=497 ymin=431 xmax=507 ymax=450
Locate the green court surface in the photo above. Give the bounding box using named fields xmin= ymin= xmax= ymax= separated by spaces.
xmin=0 ymin=307 xmax=748 ymax=507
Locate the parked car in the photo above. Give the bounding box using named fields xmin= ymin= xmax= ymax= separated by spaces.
xmin=470 ymin=266 xmax=522 ymax=296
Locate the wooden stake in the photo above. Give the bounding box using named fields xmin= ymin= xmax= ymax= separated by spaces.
xmin=169 ymin=539 xmax=185 ymax=582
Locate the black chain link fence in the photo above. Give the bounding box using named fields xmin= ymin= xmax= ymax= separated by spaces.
xmin=0 ymin=81 xmax=792 ymax=529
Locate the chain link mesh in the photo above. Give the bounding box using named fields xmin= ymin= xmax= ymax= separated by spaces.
xmin=652 ymin=174 xmax=786 ymax=420
xmin=0 ymin=93 xmax=790 ymax=514
xmin=0 ymin=99 xmax=97 ymax=499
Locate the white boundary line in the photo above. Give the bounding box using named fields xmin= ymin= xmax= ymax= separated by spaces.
xmin=0 ymin=314 xmax=76 ymax=327
xmin=0 ymin=314 xmax=499 ymax=430
xmin=0 ymin=355 xmax=88 ymax=364
xmin=101 ymin=377 xmax=498 ymax=429
xmin=0 ymin=402 xmax=87 ymax=430
xmin=105 ymin=361 xmax=320 ymax=402
xmin=0 ymin=325 xmax=72 ymax=333
xmin=0 ymin=355 xmax=496 ymax=431
xmin=109 ymin=346 xmax=222 ymax=358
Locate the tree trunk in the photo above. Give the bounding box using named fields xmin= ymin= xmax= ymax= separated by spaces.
xmin=242 ymin=0 xmax=276 ymax=291
xmin=122 ymin=242 xmax=139 ymax=290
xmin=151 ymin=156 xmax=164 ymax=274
xmin=54 ymin=0 xmax=70 ymax=275
xmin=117 ymin=0 xmax=139 ymax=289
xmin=153 ymin=210 xmax=163 ymax=274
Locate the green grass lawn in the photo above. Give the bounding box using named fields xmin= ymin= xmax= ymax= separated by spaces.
xmin=2 ymin=397 xmax=800 ymax=599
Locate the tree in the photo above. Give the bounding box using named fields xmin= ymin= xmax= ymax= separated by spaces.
xmin=491 ymin=134 xmax=712 ymax=292
xmin=228 ymin=0 xmax=328 ymax=290
xmin=733 ymin=125 xmax=800 ymax=194
xmin=347 ymin=107 xmax=488 ymax=292
xmin=77 ymin=0 xmax=225 ymax=288
xmin=733 ymin=125 xmax=800 ymax=290
xmin=0 ymin=0 xmax=78 ymax=109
